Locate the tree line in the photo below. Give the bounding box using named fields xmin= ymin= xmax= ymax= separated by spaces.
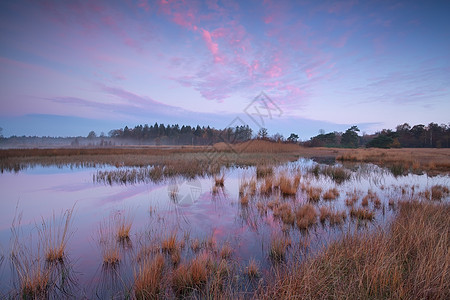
xmin=305 ymin=123 xmax=450 ymax=148
xmin=107 ymin=123 xmax=253 ymax=145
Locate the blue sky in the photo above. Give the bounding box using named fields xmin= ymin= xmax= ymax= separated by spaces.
xmin=0 ymin=0 xmax=449 ymax=139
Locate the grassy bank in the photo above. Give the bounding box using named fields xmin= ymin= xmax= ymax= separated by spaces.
xmin=1 ymin=141 xmax=449 ymax=175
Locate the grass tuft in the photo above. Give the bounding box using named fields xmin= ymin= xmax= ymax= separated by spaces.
xmin=296 ymin=204 xmax=318 ymax=229
xmin=134 ymin=254 xmax=165 ymax=299
xmin=350 ymin=207 xmax=374 ymax=221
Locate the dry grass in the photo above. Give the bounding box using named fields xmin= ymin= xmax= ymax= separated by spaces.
xmin=161 ymin=232 xmax=178 ymax=253
xmin=337 ymin=148 xmax=450 ymax=174
xmin=329 ymin=210 xmax=347 ymax=225
xmin=279 ymin=175 xmax=298 ymax=197
xmin=319 ymin=206 xmax=332 ymax=223
xmin=40 ymin=206 xmax=74 ymax=263
xmin=169 ymin=184 xmax=178 ymax=201
xmin=246 ymin=258 xmax=260 ymax=278
xmin=219 ymin=243 xmax=233 ymax=259
xmin=115 ymin=211 xmax=133 ymax=242
xmin=361 ymin=195 xmax=369 ymax=207
xmin=345 ymin=189 xmax=361 ymax=206
xmin=249 ymin=179 xmax=257 ymax=196
xmin=214 ymin=174 xmax=225 ymax=187
xmin=273 ymin=202 xmax=295 ymax=225
xmin=257 ymin=201 xmax=450 ymax=299
xmin=269 ymin=236 xmax=291 ymax=261
xmin=296 ymin=204 xmax=318 ymax=229
xmin=260 ymin=176 xmax=273 ymax=195
xmin=134 ymin=254 xmax=165 ymax=299
xmin=240 ymin=194 xmax=249 ymax=206
xmin=99 ymin=218 xmax=121 ymax=267
xmin=319 ymin=207 xmax=346 ymax=225
xmin=256 ymin=165 xmax=273 ymax=178
xmin=306 ymin=186 xmax=322 ymax=202
xmin=350 ymin=207 xmax=375 ymax=221
xmin=10 ymin=245 xmax=51 ymax=299
xmin=430 ymin=184 xmax=449 ymax=200
xmin=191 ymin=238 xmax=201 ymax=252
xmin=322 ymin=188 xmax=340 ymax=201
xmin=172 ymin=252 xmax=211 ymax=295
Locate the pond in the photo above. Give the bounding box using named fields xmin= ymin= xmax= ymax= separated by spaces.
xmin=0 ymin=158 xmax=448 ymax=298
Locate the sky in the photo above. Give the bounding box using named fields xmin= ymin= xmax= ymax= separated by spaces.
xmin=0 ymin=0 xmax=449 ymax=139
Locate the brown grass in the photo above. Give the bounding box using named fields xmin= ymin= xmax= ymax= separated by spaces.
xmin=337 ymin=148 xmax=450 ymax=174
xmin=350 ymin=207 xmax=375 ymax=221
xmin=269 ymin=236 xmax=291 ymax=261
xmin=296 ymin=204 xmax=318 ymax=229
xmin=273 ymin=203 xmax=295 ymax=225
xmin=219 ymin=243 xmax=233 ymax=259
xmin=319 ymin=206 xmax=331 ymax=223
xmin=320 ymin=207 xmax=346 ymax=225
xmin=306 ymin=186 xmax=322 ymax=202
xmin=172 ymin=252 xmax=211 ymax=295
xmin=115 ymin=211 xmax=132 ymax=242
xmin=240 ymin=194 xmax=249 ymax=206
xmin=40 ymin=206 xmax=74 ymax=263
xmin=98 ymin=218 xmax=121 ymax=267
xmin=10 ymin=246 xmax=51 ymax=299
xmin=430 ymin=184 xmax=449 ymax=200
xmin=246 ymin=258 xmax=260 ymax=278
xmin=345 ymin=189 xmax=361 ymax=206
xmin=134 ymin=254 xmax=165 ymax=299
xmin=322 ymin=188 xmax=340 ymax=201
xmin=256 ymin=165 xmax=274 ymax=178
xmin=257 ymin=201 xmax=450 ymax=299
xmin=214 ymin=174 xmax=225 ymax=187
xmin=260 ymin=176 xmax=273 ymax=195
xmin=191 ymin=238 xmax=201 ymax=252
xmin=279 ymin=175 xmax=297 ymax=197
xmin=161 ymin=232 xmax=178 ymax=253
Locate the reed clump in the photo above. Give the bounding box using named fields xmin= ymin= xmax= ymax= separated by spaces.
xmin=350 ymin=207 xmax=374 ymax=221
xmin=161 ymin=232 xmax=178 ymax=254
xmin=99 ymin=218 xmax=121 ymax=267
xmin=41 ymin=206 xmax=74 ymax=263
xmin=172 ymin=252 xmax=211 ymax=295
xmin=134 ymin=254 xmax=165 ymax=299
xmin=273 ymin=203 xmax=295 ymax=225
xmin=345 ymin=189 xmax=360 ymax=206
xmin=269 ymin=236 xmax=291 ymax=261
xmin=279 ymin=175 xmax=298 ymax=197
xmin=306 ymin=186 xmax=322 ymax=202
xmin=246 ymin=258 xmax=260 ymax=278
xmin=219 ymin=243 xmax=233 ymax=259
xmin=240 ymin=194 xmax=249 ymax=206
xmin=256 ymin=165 xmax=273 ymax=178
xmin=430 ymin=184 xmax=449 ymax=200
xmin=322 ymin=188 xmax=340 ymax=201
xmin=296 ymin=204 xmax=317 ymax=229
xmin=115 ymin=211 xmax=133 ymax=243
xmin=11 ymin=247 xmax=51 ymax=300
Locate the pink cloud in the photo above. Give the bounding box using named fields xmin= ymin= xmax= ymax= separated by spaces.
xmin=202 ymin=29 xmax=223 ymax=63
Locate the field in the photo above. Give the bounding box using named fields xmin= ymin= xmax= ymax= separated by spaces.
xmin=0 ymin=141 xmax=449 ymax=299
